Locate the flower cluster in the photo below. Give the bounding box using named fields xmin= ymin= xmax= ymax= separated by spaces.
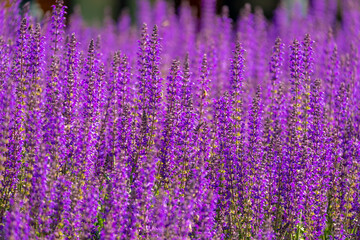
xmin=0 ymin=0 xmax=359 ymax=239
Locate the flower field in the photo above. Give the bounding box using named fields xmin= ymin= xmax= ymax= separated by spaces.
xmin=0 ymin=0 xmax=359 ymax=239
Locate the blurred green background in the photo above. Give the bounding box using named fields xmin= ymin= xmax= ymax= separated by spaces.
xmin=20 ymin=0 xmax=315 ymax=24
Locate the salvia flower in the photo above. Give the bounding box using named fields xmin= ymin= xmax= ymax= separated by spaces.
xmin=0 ymin=1 xmax=359 ymax=239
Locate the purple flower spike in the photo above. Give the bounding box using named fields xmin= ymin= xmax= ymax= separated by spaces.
xmin=158 ymin=60 xmax=182 ymax=187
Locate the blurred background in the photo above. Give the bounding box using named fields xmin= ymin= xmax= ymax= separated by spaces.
xmin=12 ymin=0 xmax=329 ymax=25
